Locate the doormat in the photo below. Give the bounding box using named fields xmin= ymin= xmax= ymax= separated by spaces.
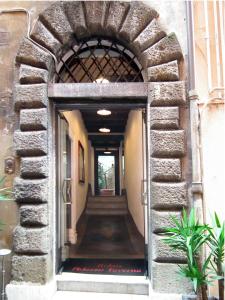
xmin=61 ymin=258 xmax=146 ymax=276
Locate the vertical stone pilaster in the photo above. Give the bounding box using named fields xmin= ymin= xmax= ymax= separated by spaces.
xmin=148 ymin=82 xmax=191 ymax=293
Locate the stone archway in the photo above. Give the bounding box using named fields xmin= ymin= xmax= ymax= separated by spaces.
xmin=11 ymin=0 xmax=190 ymax=296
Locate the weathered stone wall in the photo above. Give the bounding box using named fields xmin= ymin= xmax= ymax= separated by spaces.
xmin=0 ymin=0 xmax=191 ymax=296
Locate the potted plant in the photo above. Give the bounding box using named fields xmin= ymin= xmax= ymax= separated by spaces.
xmin=162 ymin=209 xmax=213 ymax=300
xmin=0 ymin=176 xmax=13 ymax=201
xmin=207 ymin=213 xmax=224 ymax=300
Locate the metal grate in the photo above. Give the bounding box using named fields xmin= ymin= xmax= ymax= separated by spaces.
xmin=55 ymin=39 xmax=143 ymax=83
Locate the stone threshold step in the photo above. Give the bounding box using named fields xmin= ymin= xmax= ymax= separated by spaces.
xmin=56 ymin=273 xmax=148 ymax=295
xmin=52 ymin=291 xmax=149 ymax=300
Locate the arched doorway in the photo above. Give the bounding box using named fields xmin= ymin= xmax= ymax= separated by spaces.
xmin=54 ymin=36 xmax=147 ymax=276
xmin=10 ymin=1 xmax=189 ymax=298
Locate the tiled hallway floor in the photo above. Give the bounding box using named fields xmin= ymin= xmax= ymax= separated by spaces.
xmin=69 ymin=215 xmax=145 ymax=259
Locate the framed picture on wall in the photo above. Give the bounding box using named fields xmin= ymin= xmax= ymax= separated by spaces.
xmin=78 ymin=141 xmax=85 ymax=184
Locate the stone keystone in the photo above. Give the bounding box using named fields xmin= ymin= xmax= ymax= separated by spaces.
xmin=106 ymin=2 xmax=130 ymax=36
xmin=64 ymin=1 xmax=88 ymax=39
xmin=84 ymin=1 xmax=109 ymax=35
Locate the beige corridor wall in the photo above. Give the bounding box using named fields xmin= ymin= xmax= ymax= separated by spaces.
xmin=63 ymin=111 xmax=89 ymax=242
xmin=124 ymin=110 xmax=144 ymax=236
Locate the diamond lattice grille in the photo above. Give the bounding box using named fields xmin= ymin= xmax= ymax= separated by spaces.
xmin=55 ymin=39 xmax=143 ymax=83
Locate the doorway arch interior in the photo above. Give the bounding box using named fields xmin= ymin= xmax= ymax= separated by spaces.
xmin=13 ymin=0 xmax=190 ymax=295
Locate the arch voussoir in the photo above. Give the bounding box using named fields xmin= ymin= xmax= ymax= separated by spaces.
xmin=105 ymin=1 xmax=130 ymax=36
xmin=64 ymin=1 xmax=88 ymax=40
xmin=16 ymin=38 xmax=53 ymax=70
xmin=147 ymin=60 xmax=179 ymax=82
xmin=132 ymin=19 xmax=166 ymax=54
xmin=83 ymin=1 xmax=109 ymax=36
xmin=39 ymin=1 xmax=73 ymax=45
xmin=119 ymin=1 xmax=158 ymax=43
xmin=30 ymin=20 xmax=62 ymax=55
xmin=140 ymin=33 xmax=183 ymax=68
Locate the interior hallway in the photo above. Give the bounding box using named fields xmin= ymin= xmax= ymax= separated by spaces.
xmin=69 ymin=213 xmax=145 ymax=259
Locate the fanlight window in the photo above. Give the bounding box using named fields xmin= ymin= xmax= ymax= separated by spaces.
xmin=55 ymin=39 xmax=143 ymax=83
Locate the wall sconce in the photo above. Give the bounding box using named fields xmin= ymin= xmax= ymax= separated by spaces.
xmin=4 ymin=156 xmax=15 ymax=175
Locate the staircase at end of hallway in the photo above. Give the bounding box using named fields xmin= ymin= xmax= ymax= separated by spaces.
xmin=86 ymin=196 xmax=128 ymax=216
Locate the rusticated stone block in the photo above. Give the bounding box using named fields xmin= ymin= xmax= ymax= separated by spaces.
xmin=20 ymin=204 xmax=48 ymax=226
xmin=152 ymin=234 xmax=186 ymax=262
xmin=12 ymin=255 xmax=50 ymax=284
xmin=151 ymin=158 xmax=181 ymax=181
xmin=16 ymin=38 xmax=52 ymax=70
xmin=13 ymin=226 xmax=49 ymax=254
xmin=152 ymin=262 xmax=192 ymax=293
xmin=152 ymin=210 xmax=182 ymax=233
xmin=14 ymin=177 xmax=48 ymax=203
xmin=15 ymin=84 xmax=47 ymax=110
xmin=151 ymin=130 xmax=185 ymax=158
xmin=148 ymin=60 xmax=179 ymax=82
xmin=133 ymin=19 xmax=166 ymax=53
xmin=21 ymin=156 xmax=48 ymax=178
xmin=141 ymin=33 xmax=183 ymax=68
xmin=106 ymin=2 xmax=130 ymax=36
xmin=31 ymin=20 xmax=62 ymax=54
xmin=151 ymin=106 xmax=179 ymax=129
xmin=20 ymin=108 xmax=47 ymax=131
xmin=151 ymin=181 xmax=187 ymax=209
xmin=14 ymin=131 xmax=47 ymax=156
xmin=84 ymin=1 xmax=109 ymax=35
xmin=149 ymin=81 xmax=186 ymax=106
xmin=19 ymin=64 xmax=48 ymax=84
xmin=120 ymin=2 xmax=158 ymax=42
xmin=64 ymin=1 xmax=88 ymax=39
xmin=40 ymin=1 xmax=72 ymax=45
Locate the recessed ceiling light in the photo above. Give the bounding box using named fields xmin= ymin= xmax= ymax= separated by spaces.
xmin=104 ymin=151 xmax=112 ymax=154
xmin=97 ymin=109 xmax=111 ymax=116
xmin=95 ymin=77 xmax=109 ymax=83
xmin=99 ymin=128 xmax=110 ymax=133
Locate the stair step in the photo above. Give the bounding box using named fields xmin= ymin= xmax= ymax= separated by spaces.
xmin=86 ymin=208 xmax=128 ymax=215
xmin=87 ymin=202 xmax=127 ymax=209
xmin=56 ymin=273 xmax=148 ymax=295
xmin=88 ymin=196 xmax=126 ymax=202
